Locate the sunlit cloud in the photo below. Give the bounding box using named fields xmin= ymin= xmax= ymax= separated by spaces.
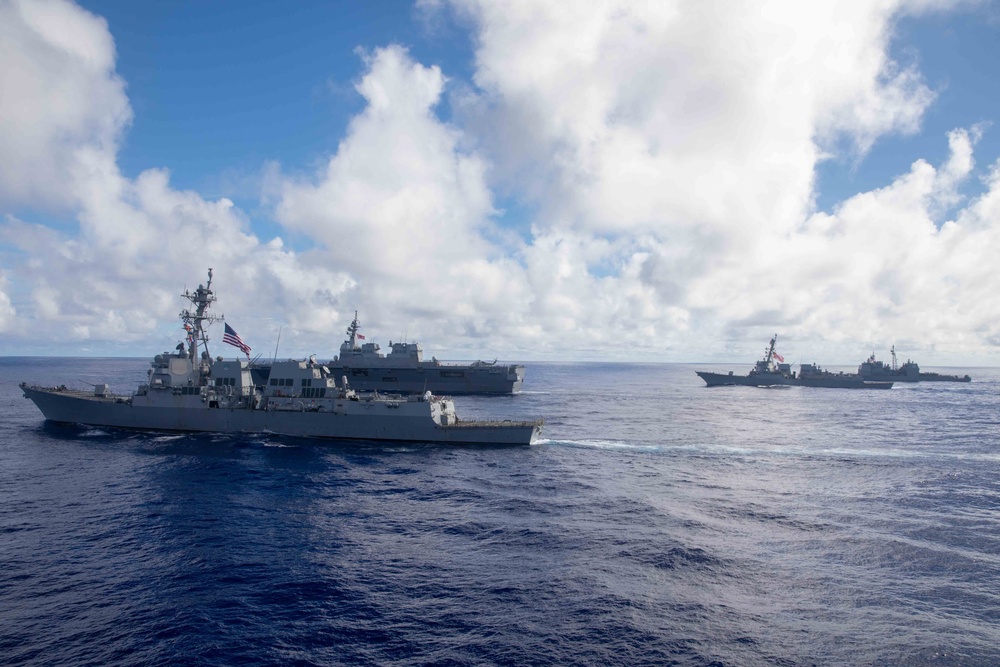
xmin=0 ymin=0 xmax=998 ymax=365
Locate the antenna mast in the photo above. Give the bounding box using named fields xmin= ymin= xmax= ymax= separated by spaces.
xmin=179 ymin=268 xmax=220 ymax=361
xmin=766 ymin=334 xmax=777 ymax=365
xmin=347 ymin=311 xmax=360 ymax=349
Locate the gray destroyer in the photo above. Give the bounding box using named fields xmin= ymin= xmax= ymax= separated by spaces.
xmin=20 ymin=270 xmax=541 ymax=445
xmin=858 ymin=347 xmax=971 ymax=383
xmin=696 ymin=335 xmax=893 ymax=389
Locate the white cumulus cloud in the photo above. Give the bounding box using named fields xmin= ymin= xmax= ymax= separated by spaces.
xmin=0 ymin=0 xmax=355 ymax=356
xmin=274 ymin=45 xmax=534 ymax=351
xmin=1 ymin=0 xmax=999 ymax=365
xmin=419 ymin=0 xmax=1000 ymax=362
xmin=0 ymin=0 xmax=130 ymax=210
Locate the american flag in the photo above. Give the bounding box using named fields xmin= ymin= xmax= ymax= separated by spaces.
xmin=223 ymin=322 xmax=251 ymax=357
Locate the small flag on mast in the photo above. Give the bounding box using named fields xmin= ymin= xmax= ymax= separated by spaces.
xmin=357 ymin=333 xmax=365 ymax=340
xmin=223 ymin=322 xmax=251 ymax=357
xmin=773 ymin=351 xmax=784 ymax=363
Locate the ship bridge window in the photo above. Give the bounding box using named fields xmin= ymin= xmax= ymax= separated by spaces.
xmin=302 ymin=387 xmax=327 ymax=399
xmin=215 ymin=377 xmax=236 ymax=386
xmin=269 ymin=378 xmax=294 ymax=387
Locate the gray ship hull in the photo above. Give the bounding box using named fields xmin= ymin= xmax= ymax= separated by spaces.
xmin=697 ymin=371 xmax=893 ymax=389
xmin=338 ymin=363 xmax=524 ymax=394
xmin=21 ymin=386 xmax=540 ymax=446
xmin=696 ymin=371 xmax=791 ymax=387
xmin=794 ymin=376 xmax=893 ymax=389
xmin=916 ymin=373 xmax=971 ymax=382
xmin=861 ymin=372 xmax=971 ymax=383
xmin=252 ymin=363 xmax=524 ymax=394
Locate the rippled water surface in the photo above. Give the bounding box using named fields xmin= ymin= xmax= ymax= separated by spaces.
xmin=2 ymin=357 xmax=1000 ymax=666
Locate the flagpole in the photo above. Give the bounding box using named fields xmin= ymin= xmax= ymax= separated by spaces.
xmin=273 ymin=327 xmax=281 ymax=363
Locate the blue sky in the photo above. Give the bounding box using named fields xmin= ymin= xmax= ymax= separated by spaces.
xmin=84 ymin=2 xmax=467 ymax=202
xmin=815 ymin=8 xmax=1000 ymax=213
xmin=2 ymin=0 xmax=1000 ymax=364
xmin=86 ymin=1 xmax=1000 ymax=220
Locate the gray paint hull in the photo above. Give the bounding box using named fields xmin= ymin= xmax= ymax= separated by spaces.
xmin=696 ymin=371 xmax=791 ymax=387
xmin=860 ymin=372 xmax=971 ymax=383
xmin=22 ymin=386 xmax=540 ymax=445
xmin=697 ymin=371 xmax=893 ymax=389
xmin=337 ymin=364 xmax=524 ymax=394
xmin=793 ymin=376 xmax=893 ymax=389
xmin=915 ymin=373 xmax=971 ymax=382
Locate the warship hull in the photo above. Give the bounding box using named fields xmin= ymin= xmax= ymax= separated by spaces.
xmin=861 ymin=372 xmax=971 ymax=383
xmin=21 ymin=385 xmax=540 ymax=445
xmin=251 ymin=364 xmax=524 ymax=395
xmin=696 ymin=371 xmax=791 ymax=387
xmin=916 ymin=373 xmax=971 ymax=382
xmin=697 ymin=371 xmax=893 ymax=389
xmin=793 ymin=376 xmax=893 ymax=389
xmin=334 ymin=364 xmax=522 ymax=394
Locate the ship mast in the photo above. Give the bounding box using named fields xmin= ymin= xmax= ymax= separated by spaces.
xmin=765 ymin=334 xmax=777 ymax=365
xmin=179 ymin=268 xmax=221 ymax=361
xmin=891 ymin=345 xmax=897 ymax=371
xmin=346 ymin=311 xmax=361 ymax=350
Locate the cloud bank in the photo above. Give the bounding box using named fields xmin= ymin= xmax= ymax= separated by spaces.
xmin=0 ymin=0 xmax=353 ymax=352
xmin=1 ymin=0 xmax=999 ymax=365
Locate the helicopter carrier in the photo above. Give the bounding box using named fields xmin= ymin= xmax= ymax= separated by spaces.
xmin=251 ymin=312 xmax=525 ymax=395
xmin=20 ymin=270 xmax=541 ymax=445
xmin=331 ymin=312 xmax=525 ymax=394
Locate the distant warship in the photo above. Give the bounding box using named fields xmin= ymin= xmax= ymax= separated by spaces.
xmin=251 ymin=312 xmax=525 ymax=394
xmin=794 ymin=363 xmax=893 ymax=389
xmin=20 ymin=270 xmax=541 ymax=445
xmin=696 ymin=335 xmax=893 ymax=389
xmin=858 ymin=347 xmax=971 ymax=383
xmin=328 ymin=312 xmax=525 ymax=394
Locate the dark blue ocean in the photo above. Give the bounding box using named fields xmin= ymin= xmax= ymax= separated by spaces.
xmin=2 ymin=357 xmax=999 ymax=666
